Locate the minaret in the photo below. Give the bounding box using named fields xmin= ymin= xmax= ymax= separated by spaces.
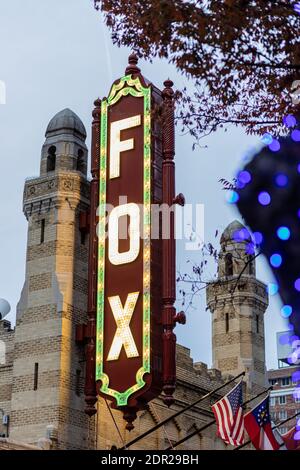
xmin=9 ymin=109 xmax=91 ymax=448
xmin=206 ymin=220 xmax=269 ymax=391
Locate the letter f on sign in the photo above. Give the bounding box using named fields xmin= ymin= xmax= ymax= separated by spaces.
xmin=110 ymin=115 xmax=141 ymax=179
xmin=107 ymin=292 xmax=140 ymax=361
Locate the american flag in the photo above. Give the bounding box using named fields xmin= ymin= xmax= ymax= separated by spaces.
xmin=211 ymin=381 xmax=244 ymax=446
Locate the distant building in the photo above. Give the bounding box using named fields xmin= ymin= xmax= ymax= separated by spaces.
xmin=267 ymin=331 xmax=300 ymax=435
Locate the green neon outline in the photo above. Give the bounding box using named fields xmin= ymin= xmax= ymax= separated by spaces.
xmin=96 ymin=75 xmax=151 ymax=407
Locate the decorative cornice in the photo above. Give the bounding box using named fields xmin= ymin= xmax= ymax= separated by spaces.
xmin=23 ymin=172 xmax=90 ymax=215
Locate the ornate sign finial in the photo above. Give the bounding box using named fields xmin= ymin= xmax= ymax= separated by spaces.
xmin=125 ymin=53 xmax=141 ymax=75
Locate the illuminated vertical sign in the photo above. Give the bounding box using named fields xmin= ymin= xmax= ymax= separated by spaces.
xmin=96 ymin=73 xmax=163 ymax=413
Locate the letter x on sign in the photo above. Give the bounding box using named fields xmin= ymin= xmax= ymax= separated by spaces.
xmin=107 ymin=292 xmax=140 ymax=361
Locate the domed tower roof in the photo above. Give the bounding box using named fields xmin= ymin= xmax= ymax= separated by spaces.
xmin=45 ymin=108 xmax=87 ymax=140
xmin=220 ymin=220 xmax=248 ymax=245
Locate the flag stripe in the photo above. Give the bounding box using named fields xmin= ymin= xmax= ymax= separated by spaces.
xmin=231 ymin=408 xmax=241 ymax=437
xmin=213 ymin=402 xmax=227 ymax=441
xmin=235 ymin=409 xmax=244 ymax=444
xmin=224 ymin=397 xmax=234 ymax=423
xmin=236 ymin=420 xmax=244 ymax=444
xmin=232 ymin=408 xmax=243 ymax=440
xmin=220 ymin=400 xmax=232 ymax=442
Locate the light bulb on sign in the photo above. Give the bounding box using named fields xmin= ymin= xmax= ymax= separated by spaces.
xmin=108 ymin=203 xmax=141 ymax=266
xmin=110 ymin=115 xmax=141 ymax=179
xmin=107 ymin=292 xmax=140 ymax=361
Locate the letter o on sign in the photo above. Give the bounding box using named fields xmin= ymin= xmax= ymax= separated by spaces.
xmin=108 ymin=203 xmax=140 ymax=265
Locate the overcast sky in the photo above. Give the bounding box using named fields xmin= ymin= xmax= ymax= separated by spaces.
xmin=0 ymin=0 xmax=287 ymax=369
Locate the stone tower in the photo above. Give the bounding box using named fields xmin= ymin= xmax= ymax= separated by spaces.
xmin=206 ymin=220 xmax=269 ymax=392
xmin=9 ymin=109 xmax=92 ymax=449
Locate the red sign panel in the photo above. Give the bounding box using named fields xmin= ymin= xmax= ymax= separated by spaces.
xmin=96 ymin=73 xmax=163 ymax=410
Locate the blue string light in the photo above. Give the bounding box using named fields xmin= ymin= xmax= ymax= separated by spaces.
xmin=279 ymin=332 xmax=291 ymax=345
xmin=258 ymin=191 xmax=271 ymax=206
xmin=270 ymin=253 xmax=282 ymax=268
xmin=291 ymin=130 xmax=300 ymax=142
xmin=237 ymin=170 xmax=252 ymax=186
xmin=261 ymin=133 xmax=273 ymax=145
xmin=252 ymin=231 xmax=263 ymax=245
xmin=267 ymin=282 xmax=279 ymax=296
xmin=283 ymin=114 xmax=297 ymax=128
xmin=276 ymin=226 xmax=291 ymax=241
xmin=275 ymin=174 xmax=288 ymax=187
xmin=245 ymin=242 xmax=255 ymax=255
xmin=281 ymin=305 xmax=293 ymax=318
xmin=226 ymin=190 xmax=239 ymax=204
xmin=269 ymin=139 xmax=281 ymax=152
xmin=292 ymin=371 xmax=300 ymax=382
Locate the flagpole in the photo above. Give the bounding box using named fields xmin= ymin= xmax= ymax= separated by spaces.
xmin=234 ymin=410 xmax=300 ymax=450
xmin=164 ymin=386 xmax=273 ymax=450
xmin=119 ymin=371 xmax=245 ymax=450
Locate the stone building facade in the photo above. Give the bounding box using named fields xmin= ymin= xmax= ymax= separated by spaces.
xmin=0 ymin=110 xmax=268 ymax=450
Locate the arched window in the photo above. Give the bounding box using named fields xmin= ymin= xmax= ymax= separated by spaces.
xmin=47 ymin=146 xmax=56 ymax=172
xmin=225 ymin=312 xmax=229 ymax=333
xmin=225 ymin=253 xmax=233 ymax=276
xmin=76 ymin=149 xmax=85 ymax=173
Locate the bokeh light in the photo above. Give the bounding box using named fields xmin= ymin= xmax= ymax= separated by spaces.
xmin=291 ymin=130 xmax=300 ymax=142
xmin=290 ymin=346 xmax=300 ymax=364
xmin=270 ymin=253 xmax=282 ymax=268
xmin=283 ymin=114 xmax=297 ymax=128
xmin=294 ymin=279 xmax=300 ymax=292
xmin=295 ymin=431 xmax=300 ymax=440
xmin=281 ymin=305 xmax=293 ymax=318
xmin=258 ymin=191 xmax=271 ymax=206
xmin=240 ymin=228 xmax=251 ymax=239
xmin=237 ymin=170 xmax=251 ymax=186
xmin=275 ymin=174 xmax=288 ymax=187
xmin=245 ymin=242 xmax=255 ymax=255
xmin=226 ymin=190 xmax=239 ymax=204
xmin=287 ymin=356 xmax=294 ymax=365
xmin=252 ymin=231 xmax=263 ymax=245
xmin=277 ymin=226 xmax=291 ymax=241
xmin=261 ymin=133 xmax=273 ymax=145
xmin=292 ymin=371 xmax=300 ymax=383
xmin=269 ymin=139 xmax=280 ymax=152
xmin=279 ymin=333 xmax=291 ymax=345
xmin=267 ymin=282 xmax=279 ymax=296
